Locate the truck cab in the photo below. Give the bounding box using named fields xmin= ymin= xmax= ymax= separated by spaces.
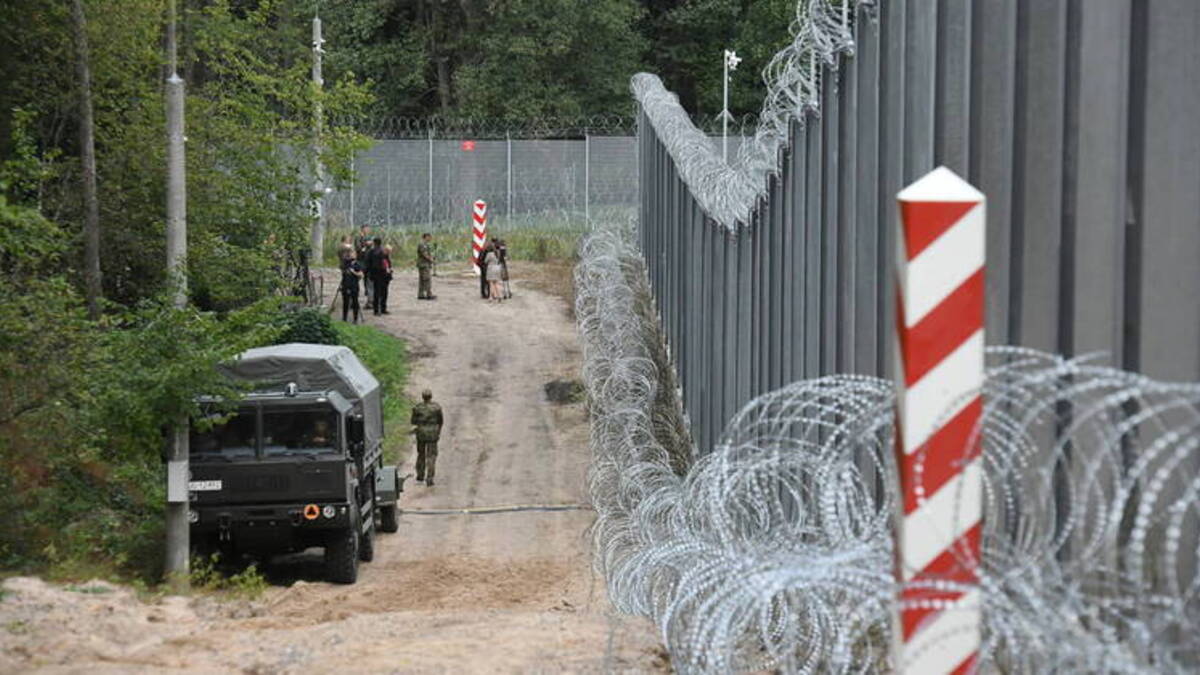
xmin=188 ymin=344 xmax=401 ymax=583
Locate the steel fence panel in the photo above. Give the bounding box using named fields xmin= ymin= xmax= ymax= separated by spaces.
xmin=1065 ymin=1 xmax=1129 ymax=363
xmin=970 ymin=0 xmax=1018 ymax=347
xmin=1138 ymin=0 xmax=1200 ymax=381
xmin=633 ymin=0 xmax=1200 ymax=446
xmin=934 ymin=0 xmax=971 ymax=174
xmin=1014 ymin=1 xmax=1069 ymax=353
xmin=804 ymin=112 xmax=822 ymax=381
xmin=788 ymin=122 xmax=806 ymax=384
xmin=877 ymin=0 xmax=905 ymax=380
xmin=769 ymin=175 xmax=784 ymax=393
xmin=780 ymin=142 xmax=796 ymax=386
xmin=903 ymin=0 xmax=934 ymax=183
xmin=821 ymin=64 xmax=839 ymax=377
xmin=854 ymin=6 xmax=882 ymax=378
xmin=837 ymin=59 xmax=858 ymax=376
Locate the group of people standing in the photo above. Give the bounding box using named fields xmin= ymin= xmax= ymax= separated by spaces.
xmin=338 ymin=225 xmax=394 ymax=322
xmin=337 ymin=227 xmax=514 ymax=320
xmin=478 ymin=238 xmax=510 ymax=303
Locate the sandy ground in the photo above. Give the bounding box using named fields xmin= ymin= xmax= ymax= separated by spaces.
xmin=0 ymin=265 xmax=665 ymax=674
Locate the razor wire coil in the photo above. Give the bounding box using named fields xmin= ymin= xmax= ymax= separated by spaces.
xmin=633 ymin=0 xmax=862 ymax=230
xmin=577 ymin=223 xmax=1200 ymax=673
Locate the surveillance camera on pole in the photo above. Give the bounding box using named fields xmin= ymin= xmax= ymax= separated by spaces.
xmin=721 ymin=49 xmax=741 ymax=163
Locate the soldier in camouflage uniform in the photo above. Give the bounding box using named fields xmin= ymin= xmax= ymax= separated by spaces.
xmin=410 ymin=389 xmax=444 ymax=485
xmin=417 ymin=232 xmax=436 ymax=300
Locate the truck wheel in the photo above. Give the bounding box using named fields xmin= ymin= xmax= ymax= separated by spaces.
xmin=324 ymin=526 xmax=359 ymax=584
xmin=380 ymin=504 xmax=399 ymax=533
xmin=359 ymin=514 xmax=375 ymax=562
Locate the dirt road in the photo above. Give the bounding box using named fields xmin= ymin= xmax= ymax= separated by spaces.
xmin=0 ymin=267 xmax=664 ymax=674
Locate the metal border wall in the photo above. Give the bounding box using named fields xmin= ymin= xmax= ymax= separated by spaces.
xmin=638 ymin=1 xmax=1200 ymax=455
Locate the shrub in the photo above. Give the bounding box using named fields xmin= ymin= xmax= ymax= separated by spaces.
xmin=275 ymin=307 xmax=339 ymax=345
xmin=189 ymin=553 xmax=268 ymax=599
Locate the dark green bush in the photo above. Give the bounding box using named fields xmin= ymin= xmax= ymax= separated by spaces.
xmin=275 ymin=307 xmax=340 ymax=346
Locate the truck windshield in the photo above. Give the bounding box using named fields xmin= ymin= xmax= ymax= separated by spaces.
xmin=190 ymin=410 xmax=256 ymax=460
xmin=262 ymin=409 xmax=339 ymax=457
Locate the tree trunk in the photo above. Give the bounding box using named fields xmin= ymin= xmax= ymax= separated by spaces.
xmin=70 ymin=0 xmax=102 ymax=318
xmin=429 ymin=1 xmax=453 ymax=112
xmin=435 ymin=57 xmax=452 ymax=111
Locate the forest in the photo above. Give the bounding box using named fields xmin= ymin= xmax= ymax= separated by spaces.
xmin=0 ymin=0 xmax=794 ymax=582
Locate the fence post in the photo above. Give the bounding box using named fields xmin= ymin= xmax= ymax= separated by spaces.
xmin=892 ymin=166 xmax=985 ymax=674
xmin=427 ymin=126 xmax=434 ymax=226
xmin=506 ymin=131 xmax=513 ymax=223
xmin=349 ymin=154 xmax=355 ymax=228
xmin=584 ymin=128 xmax=591 ymax=226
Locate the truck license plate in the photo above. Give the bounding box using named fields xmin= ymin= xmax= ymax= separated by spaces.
xmin=188 ymin=480 xmax=223 ymax=491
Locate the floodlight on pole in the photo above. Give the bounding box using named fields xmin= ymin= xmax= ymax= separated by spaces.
xmin=721 ymin=49 xmax=741 ymax=163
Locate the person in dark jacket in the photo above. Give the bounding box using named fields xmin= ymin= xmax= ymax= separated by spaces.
xmin=370 ymin=243 xmax=393 ymax=315
xmin=496 ymin=238 xmax=511 ymax=299
xmin=369 ymin=242 xmax=393 ymax=314
xmin=354 ymin=225 xmax=373 ymax=303
xmin=340 ymin=252 xmax=364 ymax=323
xmin=478 ymin=241 xmax=493 ymax=299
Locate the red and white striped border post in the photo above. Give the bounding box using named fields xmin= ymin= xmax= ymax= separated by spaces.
xmin=471 ymin=200 xmax=488 ymax=275
xmin=893 ymin=166 xmax=985 ymax=674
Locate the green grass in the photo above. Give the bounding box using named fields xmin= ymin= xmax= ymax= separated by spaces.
xmin=333 ymin=321 xmax=413 ymax=466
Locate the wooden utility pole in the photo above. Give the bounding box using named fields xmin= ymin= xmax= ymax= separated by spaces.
xmin=70 ymin=0 xmax=102 ymax=319
xmin=163 ymin=0 xmax=190 ymax=590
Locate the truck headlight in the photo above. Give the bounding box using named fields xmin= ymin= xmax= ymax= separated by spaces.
xmin=187 ymin=509 xmax=200 ymax=524
xmin=322 ymin=505 xmax=336 ymax=519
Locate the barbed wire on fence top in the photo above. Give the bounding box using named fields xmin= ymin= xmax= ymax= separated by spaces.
xmin=634 ymin=0 xmax=862 ymax=229
xmin=330 ymin=113 xmax=760 ymax=140
xmin=577 ymin=222 xmax=1200 ymax=673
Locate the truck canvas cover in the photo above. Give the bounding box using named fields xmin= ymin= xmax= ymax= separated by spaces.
xmin=220 ymin=343 xmax=383 ymax=452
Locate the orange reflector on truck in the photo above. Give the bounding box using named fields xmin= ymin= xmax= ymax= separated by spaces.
xmin=303 ymin=504 xmax=320 ymax=520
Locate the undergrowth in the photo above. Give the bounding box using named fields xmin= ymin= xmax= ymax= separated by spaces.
xmin=189 ymin=553 xmax=268 ymax=599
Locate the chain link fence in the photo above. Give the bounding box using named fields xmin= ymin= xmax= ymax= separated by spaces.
xmin=323 ymin=116 xmax=757 ymax=235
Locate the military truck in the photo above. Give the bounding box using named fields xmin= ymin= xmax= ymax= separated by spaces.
xmin=188 ymin=343 xmax=402 ymax=584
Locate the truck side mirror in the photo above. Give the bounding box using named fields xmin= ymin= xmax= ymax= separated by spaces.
xmin=347 ymin=414 xmax=365 ymax=457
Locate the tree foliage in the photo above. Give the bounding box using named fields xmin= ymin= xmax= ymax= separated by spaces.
xmin=0 ymin=0 xmax=371 ymax=580
xmin=311 ymin=0 xmax=792 ymax=120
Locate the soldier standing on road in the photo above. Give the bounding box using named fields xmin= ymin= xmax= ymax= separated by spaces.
xmin=411 ymin=389 xmax=444 ymax=486
xmin=417 ymin=232 xmax=436 ymax=300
